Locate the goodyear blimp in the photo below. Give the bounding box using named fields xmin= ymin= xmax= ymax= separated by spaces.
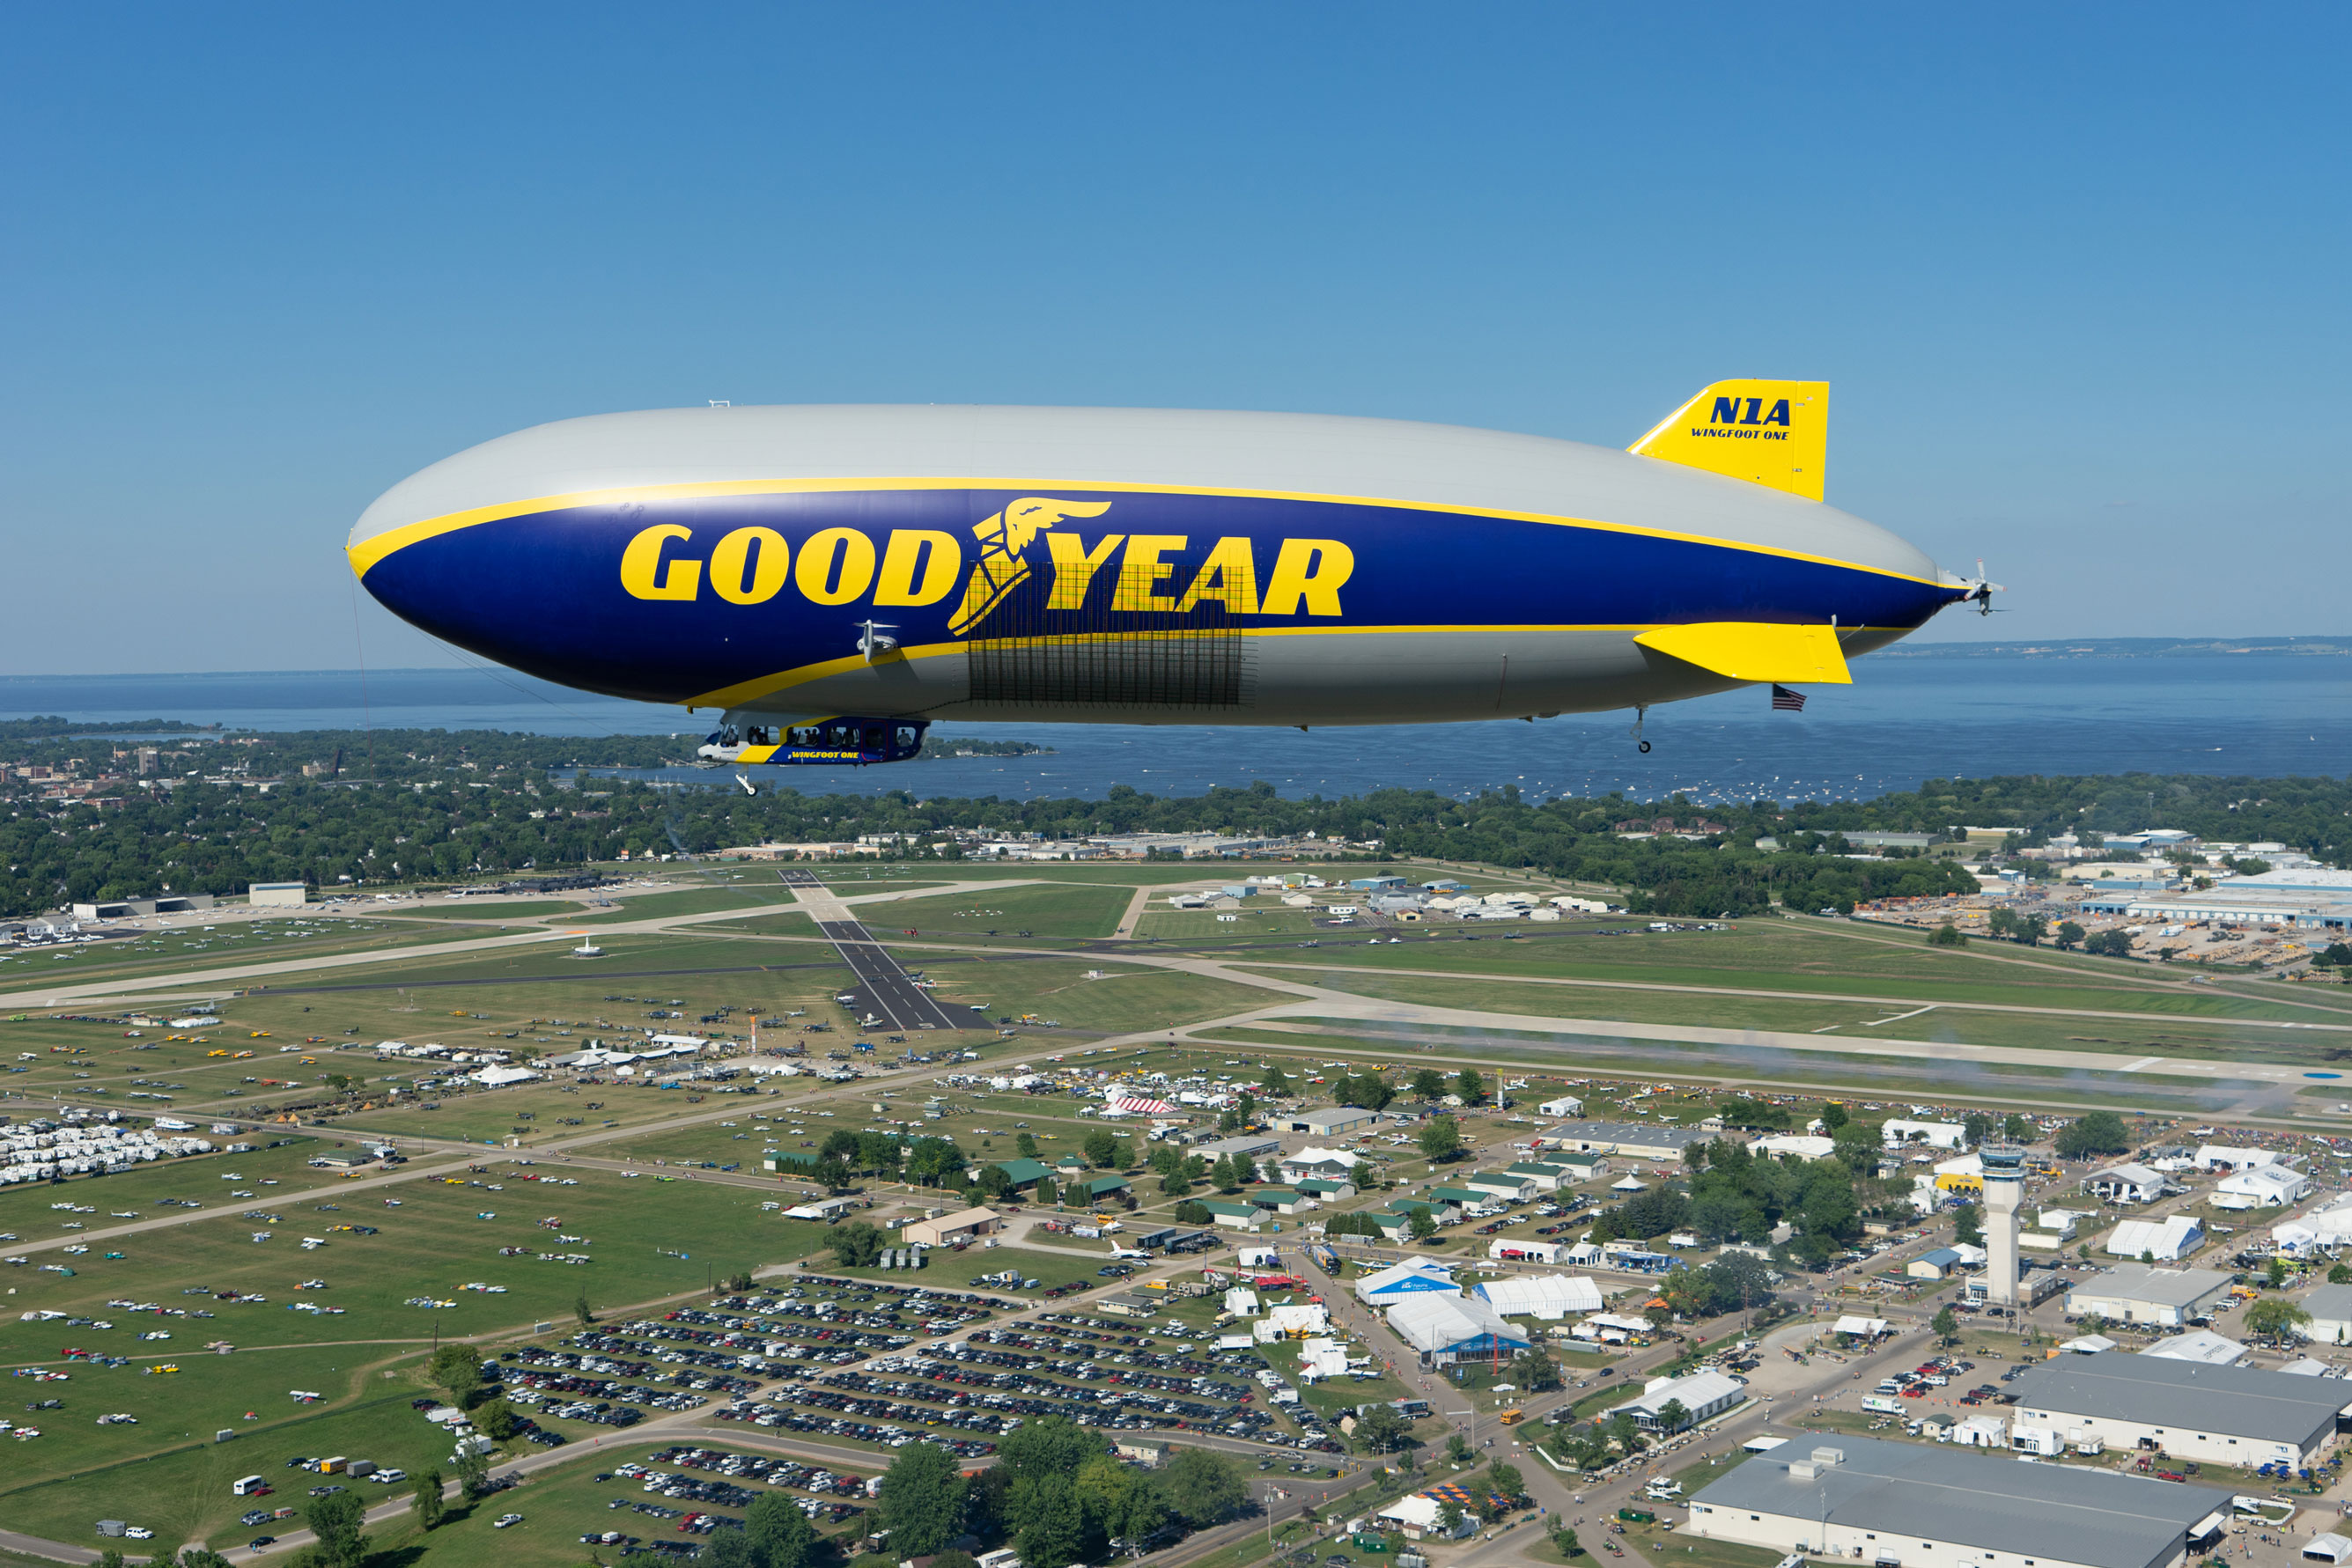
xmin=348 ymin=380 xmax=1993 ymax=766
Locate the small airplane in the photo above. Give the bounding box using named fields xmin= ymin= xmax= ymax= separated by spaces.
xmin=1109 ymin=1246 xmax=1150 ymax=1261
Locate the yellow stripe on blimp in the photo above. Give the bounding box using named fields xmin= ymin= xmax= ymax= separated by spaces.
xmin=345 ymin=475 xmax=1946 ymax=587
xmin=1633 ymin=622 xmax=1852 ymax=685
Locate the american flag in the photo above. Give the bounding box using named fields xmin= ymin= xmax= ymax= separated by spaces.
xmin=1771 ymin=684 xmax=1807 ymax=711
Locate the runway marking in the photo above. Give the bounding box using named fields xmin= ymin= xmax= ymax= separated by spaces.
xmin=782 ymin=869 xmax=968 ymax=1033
xmin=2121 ymin=1056 xmax=2162 ymax=1072
xmin=1862 ymin=1005 xmax=1938 ymax=1027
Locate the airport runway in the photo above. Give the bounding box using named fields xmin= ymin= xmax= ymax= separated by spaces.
xmin=780 ymin=869 xmax=969 ymax=1033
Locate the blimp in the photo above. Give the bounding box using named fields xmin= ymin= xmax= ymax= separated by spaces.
xmin=348 ymin=380 xmax=1992 ymax=766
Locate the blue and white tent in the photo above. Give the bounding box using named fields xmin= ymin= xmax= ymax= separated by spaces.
xmin=1352 ymin=1258 xmax=1458 ymax=1306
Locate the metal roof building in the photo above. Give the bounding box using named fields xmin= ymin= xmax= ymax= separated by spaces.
xmin=2065 ymin=1263 xmax=2233 ymax=1328
xmin=1539 ymin=1120 xmax=1712 ymax=1161
xmin=2012 ymin=1350 xmax=2352 ymax=1467
xmin=1685 ymin=1436 xmax=2229 ymax=1568
xmin=1281 ymin=1107 xmax=1381 ymax=1137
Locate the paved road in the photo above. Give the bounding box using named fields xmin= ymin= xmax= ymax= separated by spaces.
xmin=784 ymin=870 xmax=967 ymax=1034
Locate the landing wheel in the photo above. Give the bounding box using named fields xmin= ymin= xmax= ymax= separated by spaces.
xmin=1637 ymin=740 xmax=1651 ymax=754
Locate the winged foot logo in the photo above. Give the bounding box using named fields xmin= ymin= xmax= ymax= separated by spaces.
xmin=948 ymin=498 xmax=1113 ymax=637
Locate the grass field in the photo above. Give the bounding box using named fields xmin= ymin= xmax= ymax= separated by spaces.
xmin=392 ymin=901 xmax=600 ymax=923
xmin=842 ymin=882 xmax=1136 ymax=943
xmin=0 ymin=1130 xmax=323 ymax=1226
xmin=573 ymin=887 xmax=807 ymax=925
xmin=354 ymin=1437 xmax=881 ymax=1568
xmin=1132 ymin=909 xmax=1330 ymax=941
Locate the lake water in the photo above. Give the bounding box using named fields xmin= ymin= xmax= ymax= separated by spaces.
xmin=4 ymin=657 xmax=2347 ymax=805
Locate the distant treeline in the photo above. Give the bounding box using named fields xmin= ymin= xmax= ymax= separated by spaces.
xmin=5 ymin=741 xmax=2349 ymax=917
xmin=0 ymin=725 xmax=1046 ymax=781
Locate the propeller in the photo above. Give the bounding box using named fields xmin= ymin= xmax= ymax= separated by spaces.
xmin=1964 ymin=559 xmax=2006 ymax=616
xmin=856 ymin=620 xmax=901 ymax=660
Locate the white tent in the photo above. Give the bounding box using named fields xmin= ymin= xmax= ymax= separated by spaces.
xmin=1832 ymin=1315 xmax=1891 ymax=1339
xmin=1385 ymin=1293 xmax=1528 ymax=1358
xmin=1473 ymin=1273 xmax=1604 ymax=1320
xmin=2142 ymin=1329 xmax=2246 ymax=1365
xmin=1352 ymin=1258 xmax=1456 ymax=1305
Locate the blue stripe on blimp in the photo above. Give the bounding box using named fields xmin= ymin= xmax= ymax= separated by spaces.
xmin=357 ymin=487 xmax=1963 ymax=704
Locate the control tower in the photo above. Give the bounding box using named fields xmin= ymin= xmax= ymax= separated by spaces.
xmin=1980 ymin=1143 xmax=2028 ymax=1307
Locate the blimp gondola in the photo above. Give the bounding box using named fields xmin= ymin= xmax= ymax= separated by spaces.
xmin=346 ymin=381 xmax=1992 ymax=765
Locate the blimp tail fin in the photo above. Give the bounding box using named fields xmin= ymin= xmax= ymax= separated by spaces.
xmin=1635 ymin=622 xmax=1853 ymax=685
xmin=1628 ymin=379 xmax=1829 ymax=501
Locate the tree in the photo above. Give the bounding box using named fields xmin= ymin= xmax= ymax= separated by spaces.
xmin=1435 ymin=1498 xmax=1465 ymax=1535
xmin=1016 ymin=1131 xmax=1039 ymax=1159
xmin=704 ymin=1532 xmax=759 ymax=1568
xmin=746 ymin=1492 xmax=823 ymax=1568
xmin=1083 ymin=1128 xmax=1121 ymax=1167
xmin=977 ymin=1165 xmax=1016 ymax=1201
xmin=2053 ymin=1110 xmax=2130 ymax=1159
xmin=1952 ymin=1202 xmax=1983 ymax=1247
xmin=574 ymin=1289 xmax=593 ymax=1326
xmin=813 ymin=1157 xmax=854 ymax=1191
xmin=1417 ymin=1116 xmax=1464 ymax=1162
xmin=2055 ymin=920 xmax=2086 ymax=951
xmin=411 ymin=1469 xmax=446 ymax=1530
xmin=906 ymin=1136 xmax=968 ymax=1187
xmin=1261 ymin=1064 xmax=1291 ymax=1097
xmin=475 ymin=1397 xmax=522 ymax=1441
xmin=1819 ymin=1101 xmax=1850 ymax=1131
xmin=1211 ymin=1156 xmax=1242 ymax=1193
xmin=1605 ymin=1411 xmax=1641 ymax=1455
xmin=306 ymin=1491 xmax=368 ymax=1568
xmin=1407 ymin=1207 xmax=1439 ymax=1241
xmin=2002 ymin=1113 xmax=2035 ymax=1142
xmin=1551 ymin=1525 xmax=1582 ymax=1558
xmin=1931 ymin=1306 xmax=1958 ymax=1345
xmin=2084 ymin=928 xmax=2134 ymax=958
xmin=1486 ymin=1461 xmax=1524 ymax=1503
xmin=453 ymin=1444 xmax=492 ymax=1498
xmin=1034 ymin=1174 xmax=1058 ymax=1206
xmin=1928 ymin=922 xmax=1966 ymax=946
xmin=429 ymin=1343 xmax=482 ymax=1407
xmin=1338 ymin=1072 xmax=1395 ymax=1111
xmin=1173 ymin=1199 xmax=1212 ymax=1224
xmin=1352 ymin=1404 xmax=1410 ymax=1453
xmin=2330 ymin=1262 xmax=2352 ymax=1285
xmin=831 ymin=1219 xmax=886 ymax=1267
xmin=1962 ymin=1113 xmax=1992 ymax=1147
xmin=1161 ymin=1447 xmax=1247 ymax=1527
xmin=1411 ymin=1068 xmax=1447 ymax=1101
xmin=1509 ymin=1346 xmax=1562 ymax=1392
xmin=876 ymin=1437 xmax=971 ymax=1556
xmin=2267 ymin=1255 xmax=2291 ymax=1290
xmin=98 ymin=1552 xmax=123 ymax=1568
xmin=2245 ymin=1297 xmax=2312 ymax=1346
xmin=1455 ymin=1067 xmax=1485 ymax=1105
xmin=178 ymin=1552 xmax=234 ymax=1568
xmin=1446 ymin=1433 xmax=1471 ymax=1463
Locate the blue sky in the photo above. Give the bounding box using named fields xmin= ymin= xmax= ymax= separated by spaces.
xmin=4 ymin=5 xmax=2345 ymax=672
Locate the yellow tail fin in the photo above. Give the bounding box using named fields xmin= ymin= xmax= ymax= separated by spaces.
xmin=1628 ymin=379 xmax=1829 ymax=501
